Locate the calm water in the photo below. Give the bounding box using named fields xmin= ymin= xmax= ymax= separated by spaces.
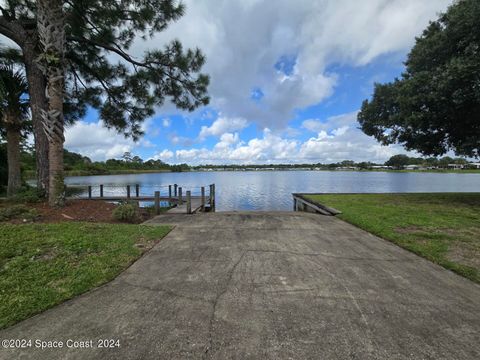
xmin=66 ymin=171 xmax=480 ymax=211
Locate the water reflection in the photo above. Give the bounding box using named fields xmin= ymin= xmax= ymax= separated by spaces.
xmin=66 ymin=171 xmax=480 ymax=211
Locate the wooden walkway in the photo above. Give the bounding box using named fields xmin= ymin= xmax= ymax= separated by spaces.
xmin=167 ymin=197 xmax=205 ymax=214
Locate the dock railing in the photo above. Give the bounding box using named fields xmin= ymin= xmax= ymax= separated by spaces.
xmin=66 ymin=183 xmax=216 ymax=214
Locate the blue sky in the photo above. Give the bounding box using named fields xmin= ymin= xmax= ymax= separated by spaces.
xmin=63 ymin=0 xmax=453 ymax=164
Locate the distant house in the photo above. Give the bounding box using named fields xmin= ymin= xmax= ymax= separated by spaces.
xmin=336 ymin=166 xmax=358 ymax=171
xmin=448 ymin=164 xmax=464 ymax=170
xmin=404 ymin=165 xmax=426 ymax=170
xmin=468 ymin=163 xmax=480 ymax=169
xmin=405 ymin=165 xmax=417 ymax=170
xmin=371 ymin=165 xmax=391 ymax=170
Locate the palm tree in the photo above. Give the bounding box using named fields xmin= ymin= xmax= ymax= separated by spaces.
xmin=37 ymin=0 xmax=66 ymax=206
xmin=0 ymin=66 xmax=29 ymax=197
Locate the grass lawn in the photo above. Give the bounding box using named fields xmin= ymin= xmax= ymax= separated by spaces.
xmin=0 ymin=222 xmax=171 ymax=329
xmin=305 ymin=193 xmax=480 ymax=283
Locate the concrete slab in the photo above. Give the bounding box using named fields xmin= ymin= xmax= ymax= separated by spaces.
xmin=1 ymin=212 xmax=479 ymax=359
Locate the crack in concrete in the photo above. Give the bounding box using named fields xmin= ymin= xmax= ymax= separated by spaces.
xmin=244 ymin=248 xmax=412 ymax=262
xmin=320 ymin=265 xmax=380 ymax=355
xmin=120 ymin=279 xmax=213 ymax=304
xmin=203 ymin=250 xmax=247 ymax=359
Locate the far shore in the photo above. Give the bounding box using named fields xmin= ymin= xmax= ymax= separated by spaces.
xmin=22 ymin=167 xmax=480 ymax=180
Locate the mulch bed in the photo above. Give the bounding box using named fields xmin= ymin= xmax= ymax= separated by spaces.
xmin=3 ymin=200 xmax=153 ymax=224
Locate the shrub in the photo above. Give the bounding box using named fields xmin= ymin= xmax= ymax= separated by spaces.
xmin=9 ymin=186 xmax=43 ymax=204
xmin=144 ymin=204 xmax=171 ymax=215
xmin=0 ymin=204 xmax=39 ymax=222
xmin=112 ymin=203 xmax=138 ymax=223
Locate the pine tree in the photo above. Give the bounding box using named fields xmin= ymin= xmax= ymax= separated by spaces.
xmin=0 ymin=0 xmax=209 ymax=204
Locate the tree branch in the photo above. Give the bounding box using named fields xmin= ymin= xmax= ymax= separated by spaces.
xmin=0 ymin=16 xmax=25 ymax=45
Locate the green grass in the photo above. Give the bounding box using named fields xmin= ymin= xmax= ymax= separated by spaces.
xmin=305 ymin=193 xmax=480 ymax=283
xmin=0 ymin=222 xmax=171 ymax=328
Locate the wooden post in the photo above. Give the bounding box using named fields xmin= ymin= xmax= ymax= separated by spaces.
xmin=135 ymin=184 xmax=140 ymax=197
xmin=178 ymin=187 xmax=183 ymax=205
xmin=154 ymin=191 xmax=160 ymax=215
xmin=293 ymin=197 xmax=297 ymax=211
xmin=201 ymin=186 xmax=205 ymax=212
xmin=186 ymin=191 xmax=191 ymax=214
xmin=168 ymin=185 xmax=172 ymax=205
xmin=88 ymin=185 xmax=92 ymax=199
xmin=100 ymin=184 xmax=104 ymax=198
xmin=209 ymin=184 xmax=213 ymax=208
xmin=174 ymin=184 xmax=178 ymax=197
xmin=212 ymin=183 xmax=216 ymax=212
xmin=126 ymin=185 xmax=131 ymax=199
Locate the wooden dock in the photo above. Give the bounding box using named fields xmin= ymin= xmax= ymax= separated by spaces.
xmin=67 ymin=183 xmax=216 ymax=215
xmin=167 ymin=197 xmax=205 ymax=214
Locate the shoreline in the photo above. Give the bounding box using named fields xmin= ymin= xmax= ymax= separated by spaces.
xmin=20 ymin=167 xmax=480 ymax=183
xmin=64 ymin=168 xmax=480 ymax=177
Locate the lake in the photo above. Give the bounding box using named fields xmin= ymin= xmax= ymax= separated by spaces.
xmin=65 ymin=170 xmax=480 ymax=211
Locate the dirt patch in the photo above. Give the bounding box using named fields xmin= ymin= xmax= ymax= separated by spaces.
xmin=447 ymin=242 xmax=480 ymax=270
xmin=394 ymin=225 xmax=424 ymax=234
xmin=32 ymin=251 xmax=57 ymax=262
xmin=394 ymin=226 xmax=469 ymax=237
xmin=2 ymin=200 xmax=153 ymax=224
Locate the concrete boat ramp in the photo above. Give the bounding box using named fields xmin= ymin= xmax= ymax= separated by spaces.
xmin=1 ymin=212 xmax=479 ymax=359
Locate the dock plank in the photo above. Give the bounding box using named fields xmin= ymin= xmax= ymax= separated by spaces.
xmin=167 ymin=198 xmax=205 ymax=214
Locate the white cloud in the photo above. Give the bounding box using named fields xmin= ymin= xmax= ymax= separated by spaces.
xmin=133 ymin=0 xmax=451 ymax=129
xmin=302 ymin=119 xmax=324 ymax=133
xmin=64 ymin=1 xmax=452 ymax=164
xmin=297 ymin=112 xmax=408 ymax=162
xmin=169 ymin=133 xmax=195 ymax=146
xmin=169 ymin=111 xmax=414 ymax=165
xmin=216 ymin=133 xmax=240 ymax=147
xmin=162 ymin=118 xmax=171 ymax=128
xmin=64 ymin=121 xmax=135 ymax=161
xmin=65 ymin=112 xmax=417 ymax=164
xmin=151 ymin=149 xmax=174 ymax=161
xmin=230 ymin=129 xmax=298 ymax=161
xmin=198 ymin=116 xmax=248 ymax=140
xmin=175 ymin=128 xmax=298 ymax=164
xmin=141 ymin=118 xmax=161 ymax=137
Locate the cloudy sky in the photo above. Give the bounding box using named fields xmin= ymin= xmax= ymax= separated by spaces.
xmin=64 ymin=0 xmax=453 ymax=164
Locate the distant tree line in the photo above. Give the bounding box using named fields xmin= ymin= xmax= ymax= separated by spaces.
xmin=9 ymin=150 xmax=189 ymax=184
xmin=384 ymin=154 xmax=471 ymax=169
xmin=192 ymin=155 xmax=475 ymax=171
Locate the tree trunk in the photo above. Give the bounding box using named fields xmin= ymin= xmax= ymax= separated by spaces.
xmin=48 ymin=140 xmax=64 ymax=206
xmin=5 ymin=117 xmax=22 ymax=197
xmin=23 ymin=45 xmax=49 ymax=197
xmin=37 ymin=0 xmax=66 ymax=206
xmin=47 ymin=79 xmax=65 ymax=206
